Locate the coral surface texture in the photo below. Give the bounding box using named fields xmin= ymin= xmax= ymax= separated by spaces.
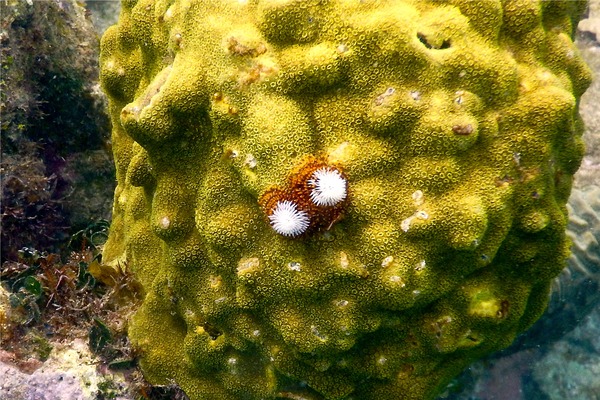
xmin=100 ymin=1 xmax=591 ymax=399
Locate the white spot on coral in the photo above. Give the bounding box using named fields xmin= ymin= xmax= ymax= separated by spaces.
xmin=389 ymin=275 xmax=405 ymax=287
xmin=416 ymin=210 xmax=429 ymax=220
xmin=287 ymin=261 xmax=302 ymax=271
xmin=237 ymin=257 xmax=259 ymax=275
xmin=308 ymin=167 xmax=347 ymax=206
xmin=412 ymin=190 xmax=424 ymax=206
xmin=244 ymin=153 xmax=257 ymax=168
xmin=401 ymin=216 xmax=414 ymax=232
xmin=410 ymin=90 xmax=421 ymax=101
xmin=455 ymin=90 xmax=465 ymax=105
xmin=403 ymin=192 xmax=430 ymax=232
xmin=340 ymin=252 xmax=349 ymax=268
xmin=160 ymin=216 xmax=171 ymax=229
xmin=377 ymin=356 xmax=387 ymax=365
xmin=164 ymin=6 xmax=174 ymax=21
xmin=381 ymin=256 xmax=394 ymax=268
xmin=311 ymin=325 xmax=327 ymax=341
xmin=337 ymin=44 xmax=349 ymax=54
xmin=415 ymin=260 xmax=426 ymax=271
xmin=513 ymin=152 xmax=522 ymax=166
xmin=375 ymin=87 xmax=396 ymax=105
xmin=268 ymin=200 xmax=310 ymax=237
xmin=334 ymin=299 xmax=349 ymax=307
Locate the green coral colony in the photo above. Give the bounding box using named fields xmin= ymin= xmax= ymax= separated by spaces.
xmin=100 ymin=0 xmax=591 ymax=398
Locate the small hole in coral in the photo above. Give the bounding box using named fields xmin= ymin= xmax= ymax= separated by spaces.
xmin=417 ymin=33 xmax=451 ymax=50
xmin=440 ymin=39 xmax=451 ymax=49
xmin=417 ymin=33 xmax=432 ymax=49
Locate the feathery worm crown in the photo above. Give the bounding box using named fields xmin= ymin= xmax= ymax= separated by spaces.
xmin=267 ymin=200 xmax=310 ymax=237
xmin=308 ymin=167 xmax=348 ymax=207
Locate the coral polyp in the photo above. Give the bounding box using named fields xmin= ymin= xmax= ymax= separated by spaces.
xmin=267 ymin=200 xmax=310 ymax=237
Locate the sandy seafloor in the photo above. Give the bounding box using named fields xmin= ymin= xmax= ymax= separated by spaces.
xmin=0 ymin=1 xmax=599 ymax=399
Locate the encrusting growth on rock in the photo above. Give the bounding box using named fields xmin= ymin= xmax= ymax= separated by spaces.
xmin=99 ymin=0 xmax=591 ymax=399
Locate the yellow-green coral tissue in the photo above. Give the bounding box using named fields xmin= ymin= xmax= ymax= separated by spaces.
xmin=100 ymin=0 xmax=592 ymax=399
